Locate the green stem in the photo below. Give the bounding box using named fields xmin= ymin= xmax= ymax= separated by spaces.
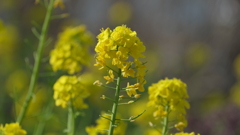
xmin=108 ymin=69 xmax=122 ymax=135
xmin=16 ymin=0 xmax=55 ymax=124
xmin=162 ymin=105 xmax=170 ymax=135
xmin=67 ymin=101 xmax=75 ymax=135
xmin=34 ymin=100 xmax=54 ymax=135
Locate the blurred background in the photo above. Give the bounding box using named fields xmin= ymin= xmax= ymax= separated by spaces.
xmin=1 ymin=0 xmax=240 ymax=135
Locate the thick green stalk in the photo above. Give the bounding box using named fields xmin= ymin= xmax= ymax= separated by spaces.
xmin=67 ymin=101 xmax=75 ymax=135
xmin=17 ymin=0 xmax=55 ymax=124
xmin=108 ymin=69 xmax=122 ymax=135
xmin=162 ymin=105 xmax=170 ymax=135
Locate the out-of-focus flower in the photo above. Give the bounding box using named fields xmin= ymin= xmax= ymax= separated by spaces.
xmin=50 ymin=25 xmax=94 ymax=74
xmin=109 ymin=1 xmax=132 ymax=25
xmin=53 ymin=75 xmax=89 ymax=109
xmin=53 ymin=0 xmax=65 ymax=9
xmin=6 ymin=70 xmax=29 ymax=96
xmin=230 ymin=82 xmax=240 ymax=107
xmin=185 ymin=43 xmax=210 ymax=70
xmin=0 ymin=123 xmax=27 ymax=135
xmin=86 ymin=112 xmax=127 ymax=135
xmin=94 ymin=25 xmax=146 ymax=96
xmin=0 ymin=20 xmax=18 ymax=63
xmin=172 ymin=132 xmax=200 ymax=135
xmin=144 ymin=129 xmax=161 ymax=135
xmin=233 ymin=54 xmax=240 ymax=79
xmin=148 ymin=78 xmax=190 ymax=131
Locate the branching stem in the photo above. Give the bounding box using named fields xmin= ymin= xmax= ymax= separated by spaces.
xmin=17 ymin=0 xmax=55 ymax=124
xmin=162 ymin=105 xmax=170 ymax=135
xmin=108 ymin=69 xmax=122 ymax=135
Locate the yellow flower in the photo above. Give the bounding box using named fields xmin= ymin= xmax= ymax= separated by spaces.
xmin=0 ymin=123 xmax=27 ymax=135
xmin=103 ymin=70 xmax=115 ymax=84
xmin=53 ymin=75 xmax=89 ymax=108
xmin=94 ymin=25 xmax=147 ymax=94
xmin=126 ymin=82 xmax=137 ymax=97
xmin=86 ymin=112 xmax=127 ymax=135
xmin=122 ymin=62 xmax=135 ymax=77
xmin=50 ymin=25 xmax=94 ymax=74
xmin=172 ymin=132 xmax=200 ymax=135
xmin=148 ymin=78 xmax=190 ymax=131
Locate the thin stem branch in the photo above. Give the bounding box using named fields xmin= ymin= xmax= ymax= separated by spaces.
xmin=162 ymin=105 xmax=170 ymax=135
xmin=108 ymin=69 xmax=122 ymax=135
xmin=16 ymin=0 xmax=55 ymax=124
xmin=67 ymin=101 xmax=75 ymax=135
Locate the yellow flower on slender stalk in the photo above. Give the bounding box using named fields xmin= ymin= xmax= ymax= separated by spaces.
xmin=53 ymin=75 xmax=89 ymax=109
xmin=94 ymin=25 xmax=146 ymax=95
xmin=0 ymin=123 xmax=27 ymax=135
xmin=94 ymin=25 xmax=146 ymax=135
xmin=50 ymin=25 xmax=94 ymax=74
xmin=148 ymin=78 xmax=190 ymax=134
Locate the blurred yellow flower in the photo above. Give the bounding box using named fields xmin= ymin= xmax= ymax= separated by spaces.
xmin=233 ymin=54 xmax=240 ymax=79
xmin=6 ymin=70 xmax=29 ymax=96
xmin=185 ymin=43 xmax=210 ymax=69
xmin=148 ymin=78 xmax=190 ymax=131
xmin=54 ymin=0 xmax=65 ymax=9
xmin=86 ymin=112 xmax=127 ymax=135
xmin=50 ymin=25 xmax=94 ymax=74
xmin=53 ymin=75 xmax=89 ymax=109
xmin=109 ymin=1 xmax=132 ymax=25
xmin=230 ymin=82 xmax=240 ymax=107
xmin=0 ymin=20 xmax=18 ymax=61
xmin=172 ymin=132 xmax=200 ymax=135
xmin=144 ymin=129 xmax=161 ymax=135
xmin=0 ymin=123 xmax=26 ymax=135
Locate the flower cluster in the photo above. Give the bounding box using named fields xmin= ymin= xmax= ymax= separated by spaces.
xmin=148 ymin=78 xmax=190 ymax=131
xmin=94 ymin=25 xmax=146 ymax=95
xmin=53 ymin=75 xmax=89 ymax=108
xmin=86 ymin=112 xmax=127 ymax=135
xmin=50 ymin=25 xmax=94 ymax=74
xmin=0 ymin=123 xmax=27 ymax=135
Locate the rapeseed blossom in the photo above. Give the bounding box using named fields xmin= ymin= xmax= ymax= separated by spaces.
xmin=0 ymin=123 xmax=27 ymax=135
xmin=94 ymin=25 xmax=146 ymax=96
xmin=86 ymin=112 xmax=127 ymax=135
xmin=53 ymin=75 xmax=89 ymax=108
xmin=148 ymin=78 xmax=190 ymax=131
xmin=50 ymin=25 xmax=94 ymax=74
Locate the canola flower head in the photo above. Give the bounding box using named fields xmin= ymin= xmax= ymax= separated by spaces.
xmin=50 ymin=25 xmax=94 ymax=74
xmin=0 ymin=123 xmax=27 ymax=135
xmin=148 ymin=78 xmax=190 ymax=131
xmin=86 ymin=112 xmax=127 ymax=135
xmin=94 ymin=25 xmax=147 ymax=95
xmin=53 ymin=75 xmax=89 ymax=109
